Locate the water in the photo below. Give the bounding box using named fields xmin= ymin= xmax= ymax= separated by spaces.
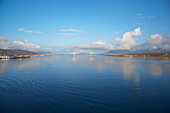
xmin=0 ymin=55 xmax=170 ymax=113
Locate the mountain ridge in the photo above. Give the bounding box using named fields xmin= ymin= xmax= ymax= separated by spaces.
xmin=108 ymin=48 xmax=170 ymax=54
xmin=0 ymin=49 xmax=37 ymax=55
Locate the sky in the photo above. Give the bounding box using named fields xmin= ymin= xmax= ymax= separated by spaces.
xmin=0 ymin=0 xmax=170 ymax=53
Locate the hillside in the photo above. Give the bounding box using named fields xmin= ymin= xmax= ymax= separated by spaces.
xmin=0 ymin=49 xmax=38 ymax=55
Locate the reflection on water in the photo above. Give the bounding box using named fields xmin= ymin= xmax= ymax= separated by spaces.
xmin=148 ymin=63 xmax=162 ymax=76
xmin=90 ymin=55 xmax=93 ymax=61
xmin=72 ymin=56 xmax=76 ymax=62
xmin=53 ymin=55 xmax=170 ymax=83
xmin=116 ymin=58 xmax=140 ymax=84
xmin=164 ymin=64 xmax=170 ymax=74
xmin=0 ymin=55 xmax=170 ymax=113
xmin=1 ymin=55 xmax=170 ymax=82
xmin=0 ymin=57 xmax=40 ymax=74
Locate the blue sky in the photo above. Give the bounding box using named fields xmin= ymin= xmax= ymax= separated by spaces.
xmin=0 ymin=0 xmax=170 ymax=52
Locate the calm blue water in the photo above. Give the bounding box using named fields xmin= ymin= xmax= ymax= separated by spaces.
xmin=0 ymin=55 xmax=170 ymax=113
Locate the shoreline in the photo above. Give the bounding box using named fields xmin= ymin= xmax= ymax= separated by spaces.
xmin=0 ymin=54 xmax=49 ymax=59
xmin=104 ymin=53 xmax=170 ymax=57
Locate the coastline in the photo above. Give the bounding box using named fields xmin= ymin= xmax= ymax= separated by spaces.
xmin=104 ymin=53 xmax=170 ymax=57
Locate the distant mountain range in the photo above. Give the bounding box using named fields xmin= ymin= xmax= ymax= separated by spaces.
xmin=108 ymin=48 xmax=170 ymax=54
xmin=0 ymin=49 xmax=37 ymax=55
xmin=1 ymin=48 xmax=170 ymax=55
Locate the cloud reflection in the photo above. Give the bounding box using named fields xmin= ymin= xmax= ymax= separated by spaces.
xmin=149 ymin=63 xmax=162 ymax=76
xmin=143 ymin=58 xmax=170 ymax=76
xmin=116 ymin=58 xmax=140 ymax=84
xmin=60 ymin=55 xmax=170 ymax=84
xmin=0 ymin=55 xmax=170 ymax=85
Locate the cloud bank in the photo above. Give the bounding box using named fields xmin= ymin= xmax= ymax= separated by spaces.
xmin=143 ymin=34 xmax=162 ymax=49
xmin=161 ymin=37 xmax=170 ymax=50
xmin=0 ymin=37 xmax=66 ymax=53
xmin=72 ymin=27 xmax=142 ymax=51
xmin=72 ymin=27 xmax=170 ymax=51
xmin=1 ymin=27 xmax=170 ymax=53
xmin=0 ymin=36 xmax=40 ymax=51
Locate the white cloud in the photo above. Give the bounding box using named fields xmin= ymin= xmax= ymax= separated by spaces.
xmin=24 ymin=31 xmax=34 ymax=33
xmin=115 ymin=27 xmax=141 ymax=50
xmin=0 ymin=36 xmax=40 ymax=51
xmin=59 ymin=29 xmax=83 ymax=32
xmin=11 ymin=40 xmax=40 ymax=51
xmin=17 ymin=27 xmax=42 ymax=34
xmin=144 ymin=34 xmax=162 ymax=49
xmin=72 ymin=40 xmax=115 ymax=50
xmin=17 ymin=27 xmax=24 ymax=31
xmin=71 ymin=27 xmax=142 ymax=51
xmin=146 ymin=34 xmax=162 ymax=45
xmin=70 ymin=28 xmax=170 ymax=52
xmin=35 ymin=31 xmax=42 ymax=34
xmin=0 ymin=36 xmax=68 ymax=53
xmin=161 ymin=37 xmax=170 ymax=50
xmin=68 ymin=29 xmax=82 ymax=32
xmin=58 ymin=29 xmax=84 ymax=36
xmin=0 ymin=36 xmax=10 ymax=49
xmin=135 ymin=34 xmax=164 ymax=50
xmin=59 ymin=30 xmax=67 ymax=32
xmin=58 ymin=33 xmax=76 ymax=36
